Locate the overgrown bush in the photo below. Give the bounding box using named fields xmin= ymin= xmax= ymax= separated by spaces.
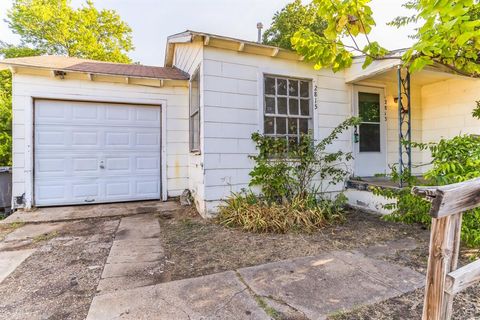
xmin=218 ymin=117 xmax=360 ymax=233
xmin=217 ymin=191 xmax=346 ymax=233
xmin=373 ymin=134 xmax=480 ymax=248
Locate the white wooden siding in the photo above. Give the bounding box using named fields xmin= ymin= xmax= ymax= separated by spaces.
xmin=11 ymin=74 xmax=189 ymax=209
xmin=201 ymin=46 xmax=352 ymax=214
xmin=421 ymin=77 xmax=480 ymax=166
xmin=172 ymin=41 xmax=206 ymax=214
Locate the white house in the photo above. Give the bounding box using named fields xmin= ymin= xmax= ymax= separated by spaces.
xmin=1 ymin=30 xmax=479 ymax=217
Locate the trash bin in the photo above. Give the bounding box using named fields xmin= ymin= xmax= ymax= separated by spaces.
xmin=0 ymin=167 xmax=12 ymax=215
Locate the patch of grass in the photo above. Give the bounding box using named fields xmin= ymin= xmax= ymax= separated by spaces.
xmin=33 ymin=231 xmax=58 ymax=243
xmin=217 ymin=191 xmax=346 ymax=234
xmin=9 ymin=221 xmax=25 ymax=230
xmin=255 ymin=296 xmax=282 ymax=319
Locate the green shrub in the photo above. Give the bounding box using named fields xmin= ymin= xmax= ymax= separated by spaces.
xmin=218 ymin=117 xmax=359 ymax=233
xmin=375 ymin=134 xmax=480 ymax=248
xmin=217 ymin=190 xmax=346 ymax=233
xmin=249 ymin=117 xmax=360 ymax=203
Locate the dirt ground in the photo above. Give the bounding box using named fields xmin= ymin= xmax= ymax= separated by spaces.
xmin=0 ymin=218 xmax=119 ymax=320
xmin=159 ymin=206 xmax=480 ymax=320
xmin=0 ymin=203 xmax=478 ymax=320
xmin=158 ymin=207 xmax=430 ymax=281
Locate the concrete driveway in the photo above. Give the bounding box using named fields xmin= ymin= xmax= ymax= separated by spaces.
xmin=0 ymin=202 xmax=424 ymax=320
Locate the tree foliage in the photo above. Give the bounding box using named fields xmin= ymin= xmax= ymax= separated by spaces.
xmin=292 ymin=0 xmax=480 ymax=77
xmin=262 ymin=0 xmax=327 ymax=50
xmin=292 ymin=0 xmax=388 ymax=71
xmin=7 ymin=0 xmax=133 ymax=63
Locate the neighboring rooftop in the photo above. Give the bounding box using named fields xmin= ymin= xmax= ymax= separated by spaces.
xmin=0 ymin=55 xmax=190 ymax=81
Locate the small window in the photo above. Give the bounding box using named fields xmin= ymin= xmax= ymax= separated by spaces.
xmin=263 ymin=75 xmax=312 ymax=150
xmin=189 ymin=68 xmax=200 ymax=152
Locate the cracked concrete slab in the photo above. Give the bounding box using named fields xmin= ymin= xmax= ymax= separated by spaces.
xmin=0 ymin=249 xmax=36 ymax=283
xmin=97 ymin=214 xmax=165 ymax=293
xmin=3 ymin=222 xmax=66 ymax=242
xmin=0 ymin=200 xmax=179 ymax=224
xmin=238 ymin=250 xmax=424 ymax=319
xmin=87 ymin=271 xmax=270 ymax=320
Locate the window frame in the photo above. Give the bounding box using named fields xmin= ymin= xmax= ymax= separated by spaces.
xmin=262 ymin=74 xmax=314 ymax=148
xmin=189 ymin=66 xmax=201 ymax=153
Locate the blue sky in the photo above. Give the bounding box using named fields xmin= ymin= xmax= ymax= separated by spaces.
xmin=0 ymin=0 xmax=417 ymax=66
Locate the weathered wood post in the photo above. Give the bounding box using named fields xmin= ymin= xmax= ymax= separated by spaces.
xmin=413 ymin=177 xmax=480 ymax=320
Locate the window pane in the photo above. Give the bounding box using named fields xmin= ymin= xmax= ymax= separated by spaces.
xmin=265 ymin=97 xmax=275 ymax=114
xmin=300 ymin=81 xmax=309 ymax=97
xmin=190 ymin=71 xmax=200 ymax=114
xmin=288 ymin=80 xmax=299 ymax=96
xmin=277 ymin=79 xmax=287 ymax=95
xmin=276 ymin=117 xmax=287 ymax=134
xmin=264 ymin=117 xmax=274 ymax=134
xmin=359 ymin=123 xmax=380 ymax=152
xmin=288 ymin=118 xmax=298 ymax=134
xmin=359 ymin=92 xmax=380 ymax=122
xmin=299 ymin=118 xmax=309 ymax=134
xmin=191 ymin=113 xmax=200 ymax=150
xmin=277 ymin=97 xmax=287 ymax=114
xmin=300 ymin=99 xmax=310 ymax=116
xmin=289 ymin=98 xmax=299 ymax=115
xmin=265 ymin=77 xmax=275 ymax=95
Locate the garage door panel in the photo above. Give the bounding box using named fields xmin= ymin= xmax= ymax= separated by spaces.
xmin=35 ymin=153 xmax=102 ymax=178
xmin=36 ymin=100 xmax=161 ymax=128
xmin=34 ymin=100 xmax=162 ymax=206
xmin=35 ymin=126 xmax=160 ymax=152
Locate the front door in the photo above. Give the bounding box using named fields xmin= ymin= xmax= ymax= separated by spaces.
xmin=353 ymin=86 xmax=387 ymax=177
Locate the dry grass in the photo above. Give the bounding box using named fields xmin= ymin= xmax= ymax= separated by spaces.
xmin=217 ymin=193 xmax=345 ymax=233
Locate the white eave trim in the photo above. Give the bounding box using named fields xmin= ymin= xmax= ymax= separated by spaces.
xmin=345 ymin=59 xmax=402 ymax=84
xmin=167 ymin=34 xmax=193 ymax=44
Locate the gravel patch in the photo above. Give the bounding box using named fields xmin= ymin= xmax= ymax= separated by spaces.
xmin=0 ymin=218 xmax=119 ymax=320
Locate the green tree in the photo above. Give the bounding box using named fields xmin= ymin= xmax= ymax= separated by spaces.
xmin=7 ymin=0 xmax=134 ymax=63
xmin=292 ymin=0 xmax=480 ymax=77
xmin=262 ymin=0 xmax=327 ymax=50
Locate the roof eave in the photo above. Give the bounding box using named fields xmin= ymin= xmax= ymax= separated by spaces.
xmin=0 ymin=63 xmax=189 ymax=86
xmin=165 ymin=30 xmax=305 ymax=67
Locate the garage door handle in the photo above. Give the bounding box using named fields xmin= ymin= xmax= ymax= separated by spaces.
xmin=84 ymin=199 xmax=95 ymax=203
xmin=99 ymin=161 xmax=105 ymax=169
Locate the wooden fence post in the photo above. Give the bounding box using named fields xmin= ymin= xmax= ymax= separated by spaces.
xmin=422 ymin=214 xmax=462 ymax=320
xmin=413 ymin=177 xmax=480 ymax=320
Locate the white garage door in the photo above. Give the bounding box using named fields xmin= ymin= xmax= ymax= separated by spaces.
xmin=34 ymin=100 xmax=161 ymax=206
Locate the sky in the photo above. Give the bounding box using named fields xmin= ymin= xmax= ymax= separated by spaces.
xmin=0 ymin=0 xmax=417 ymax=66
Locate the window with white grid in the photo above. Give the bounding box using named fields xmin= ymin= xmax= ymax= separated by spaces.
xmin=263 ymin=75 xmax=312 ymax=147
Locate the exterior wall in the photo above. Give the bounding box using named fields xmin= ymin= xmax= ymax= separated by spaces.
xmin=421 ymin=77 xmax=480 ymax=165
xmin=383 ymin=80 xmax=423 ymax=175
xmin=172 ymin=42 xmax=206 ymax=215
xmin=11 ymin=74 xmax=189 ymax=209
xmin=201 ymin=46 xmax=352 ymax=214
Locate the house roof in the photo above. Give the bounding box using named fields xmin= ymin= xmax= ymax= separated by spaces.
xmin=0 ymin=55 xmax=190 ymax=81
xmin=165 ymin=30 xmax=304 ymax=67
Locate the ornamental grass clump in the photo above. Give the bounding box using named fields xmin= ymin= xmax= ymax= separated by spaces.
xmin=217 ymin=191 xmax=346 ymax=234
xmin=217 ymin=117 xmax=359 ymax=233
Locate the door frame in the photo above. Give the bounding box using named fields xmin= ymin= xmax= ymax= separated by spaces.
xmin=31 ymin=97 xmax=166 ymax=207
xmin=352 ymin=85 xmax=388 ymax=177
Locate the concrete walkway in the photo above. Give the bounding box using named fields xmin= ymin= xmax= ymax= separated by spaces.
xmin=87 ymin=249 xmax=424 ymax=320
xmin=97 ymin=214 xmax=166 ymax=293
xmin=1 ymin=200 xmax=179 ymax=224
